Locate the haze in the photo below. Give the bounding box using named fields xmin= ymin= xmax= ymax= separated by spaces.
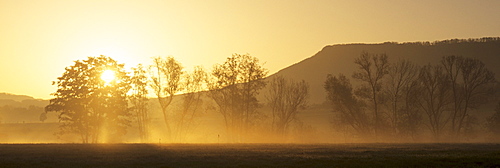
xmin=1 ymin=0 xmax=499 ymax=99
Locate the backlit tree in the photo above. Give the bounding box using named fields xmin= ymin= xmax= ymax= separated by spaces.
xmin=149 ymin=56 xmax=183 ymax=141
xmin=45 ymin=56 xmax=131 ymax=143
xmin=209 ymin=54 xmax=267 ymax=142
xmin=267 ymin=75 xmax=309 ymax=139
xmin=129 ymin=64 xmax=150 ymax=142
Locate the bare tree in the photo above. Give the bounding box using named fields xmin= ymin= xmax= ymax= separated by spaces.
xmin=130 ymin=64 xmax=150 ymax=142
xmin=209 ymin=54 xmax=267 ymax=142
xmin=398 ymin=75 xmax=423 ymax=141
xmin=352 ymin=52 xmax=389 ymax=138
xmin=458 ymin=58 xmax=495 ymax=137
xmin=149 ymin=56 xmax=183 ymax=141
xmin=417 ymin=64 xmax=452 ymax=141
xmin=486 ymin=102 xmax=500 ymax=141
xmin=441 ymin=55 xmax=463 ymax=137
xmin=239 ymin=55 xmax=268 ymax=134
xmin=266 ymin=75 xmax=309 ymax=139
xmin=325 ymin=74 xmax=371 ymax=136
xmin=384 ymin=60 xmax=419 ymax=139
xmin=173 ymin=66 xmax=207 ymax=142
xmin=442 ymin=55 xmax=496 ymax=140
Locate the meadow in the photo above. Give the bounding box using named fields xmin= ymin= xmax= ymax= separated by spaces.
xmin=0 ymin=143 xmax=498 ymax=167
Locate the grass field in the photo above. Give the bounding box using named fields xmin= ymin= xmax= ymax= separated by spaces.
xmin=0 ymin=143 xmax=499 ymax=167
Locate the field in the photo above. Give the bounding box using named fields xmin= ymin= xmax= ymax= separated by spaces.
xmin=0 ymin=143 xmax=499 ymax=167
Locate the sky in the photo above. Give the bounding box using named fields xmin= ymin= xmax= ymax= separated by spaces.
xmin=0 ymin=0 xmax=499 ymax=99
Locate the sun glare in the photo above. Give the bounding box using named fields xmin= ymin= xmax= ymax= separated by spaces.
xmin=101 ymin=70 xmax=116 ymax=84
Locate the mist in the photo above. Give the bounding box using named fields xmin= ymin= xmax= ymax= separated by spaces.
xmin=1 ymin=93 xmax=498 ymax=144
xmin=1 ymin=38 xmax=500 ymax=144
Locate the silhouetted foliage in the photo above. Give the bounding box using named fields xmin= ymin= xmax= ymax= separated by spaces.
xmin=149 ymin=56 xmax=184 ymax=141
xmin=209 ymin=54 xmax=267 ymax=142
xmin=39 ymin=112 xmax=47 ymax=122
xmin=0 ymin=105 xmax=45 ymax=123
xmin=45 ymin=56 xmax=131 ymax=143
xmin=325 ymin=74 xmax=371 ymax=136
xmin=173 ymin=66 xmax=208 ymax=142
xmin=129 ymin=64 xmax=150 ymax=142
xmin=384 ymin=60 xmax=422 ymax=140
xmin=266 ymin=75 xmax=309 ymax=140
xmin=324 ymin=51 xmax=498 ymax=142
xmin=441 ymin=55 xmax=496 ymax=140
xmin=486 ymin=102 xmax=500 ymax=141
xmin=399 ymin=37 xmax=500 ymax=46
xmin=352 ymin=52 xmax=389 ymax=139
xmin=415 ymin=64 xmax=452 ymax=141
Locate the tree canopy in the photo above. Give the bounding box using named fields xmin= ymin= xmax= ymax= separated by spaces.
xmin=45 ymin=56 xmax=131 ymax=143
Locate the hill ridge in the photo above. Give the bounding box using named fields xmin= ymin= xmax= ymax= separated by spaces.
xmin=0 ymin=92 xmax=37 ymax=102
xmin=269 ymin=37 xmax=500 ymax=104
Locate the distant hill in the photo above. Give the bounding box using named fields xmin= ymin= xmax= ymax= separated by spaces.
xmin=0 ymin=93 xmax=52 ymax=123
xmin=0 ymin=93 xmax=48 ymax=108
xmin=0 ymin=93 xmax=35 ymax=102
xmin=268 ymin=37 xmax=500 ymax=104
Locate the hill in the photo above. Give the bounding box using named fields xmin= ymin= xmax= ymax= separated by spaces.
xmin=0 ymin=92 xmax=53 ymax=123
xmin=269 ymin=37 xmax=500 ymax=104
xmin=0 ymin=93 xmax=35 ymax=102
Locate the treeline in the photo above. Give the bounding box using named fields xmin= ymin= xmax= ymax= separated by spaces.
xmin=45 ymin=54 xmax=310 ymax=143
xmin=324 ymin=52 xmax=499 ymax=142
xmin=0 ymin=105 xmax=45 ymax=123
xmin=401 ymin=37 xmax=500 ymax=46
xmin=41 ymin=49 xmax=500 ymax=143
xmin=0 ymin=98 xmax=49 ymax=123
xmin=338 ymin=37 xmax=500 ymax=46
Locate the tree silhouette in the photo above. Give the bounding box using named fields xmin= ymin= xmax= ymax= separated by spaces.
xmin=352 ymin=52 xmax=389 ymax=139
xmin=267 ymin=75 xmax=309 ymax=140
xmin=149 ymin=56 xmax=183 ymax=141
xmin=441 ymin=55 xmax=496 ymax=140
xmin=209 ymin=54 xmax=267 ymax=142
xmin=417 ymin=64 xmax=452 ymax=141
xmin=173 ymin=66 xmax=208 ymax=142
xmin=45 ymin=56 xmax=131 ymax=143
xmin=129 ymin=64 xmax=150 ymax=143
xmin=397 ymin=70 xmax=422 ymax=141
xmin=384 ymin=59 xmax=420 ymax=140
xmin=441 ymin=55 xmax=462 ymax=138
xmin=325 ymin=74 xmax=371 ymax=136
xmin=39 ymin=112 xmax=47 ymax=122
xmin=486 ymin=102 xmax=500 ymax=141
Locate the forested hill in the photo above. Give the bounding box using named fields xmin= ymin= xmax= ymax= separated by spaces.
xmin=0 ymin=93 xmax=36 ymax=102
xmin=269 ymin=37 xmax=500 ymax=104
xmin=0 ymin=93 xmax=51 ymax=123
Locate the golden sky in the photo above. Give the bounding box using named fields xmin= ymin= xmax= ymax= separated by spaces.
xmin=1 ymin=0 xmax=499 ymax=99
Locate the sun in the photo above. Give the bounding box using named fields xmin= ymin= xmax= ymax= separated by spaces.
xmin=101 ymin=70 xmax=116 ymax=85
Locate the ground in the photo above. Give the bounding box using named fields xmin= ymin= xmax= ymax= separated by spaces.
xmin=0 ymin=143 xmax=498 ymax=167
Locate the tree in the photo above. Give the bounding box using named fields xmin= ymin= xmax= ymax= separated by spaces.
xmin=397 ymin=73 xmax=422 ymax=141
xmin=45 ymin=56 xmax=131 ymax=143
xmin=149 ymin=56 xmax=183 ymax=141
xmin=417 ymin=64 xmax=452 ymax=141
xmin=39 ymin=112 xmax=47 ymax=122
xmin=324 ymin=74 xmax=371 ymax=136
xmin=441 ymin=55 xmax=496 ymax=140
xmin=352 ymin=52 xmax=389 ymax=138
xmin=384 ymin=59 xmax=420 ymax=139
xmin=266 ymin=75 xmax=309 ymax=139
xmin=209 ymin=54 xmax=267 ymax=142
xmin=486 ymin=102 xmax=500 ymax=141
xmin=173 ymin=66 xmax=208 ymax=142
xmin=441 ymin=55 xmax=463 ymax=137
xmin=129 ymin=64 xmax=150 ymax=143
xmin=457 ymin=57 xmax=495 ymax=137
